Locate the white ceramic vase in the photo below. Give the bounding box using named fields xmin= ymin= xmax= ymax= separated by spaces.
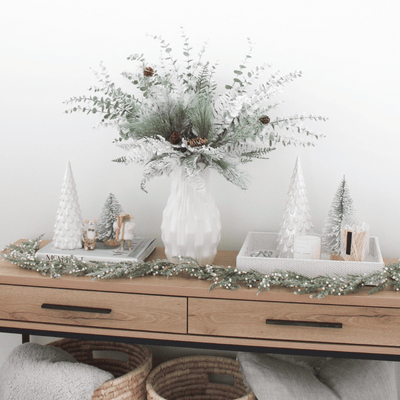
xmin=161 ymin=167 xmax=221 ymax=265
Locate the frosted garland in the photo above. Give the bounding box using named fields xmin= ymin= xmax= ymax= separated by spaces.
xmin=2 ymin=236 xmax=400 ymax=299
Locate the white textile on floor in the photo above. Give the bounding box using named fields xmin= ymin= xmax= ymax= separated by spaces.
xmin=0 ymin=343 xmax=113 ymax=400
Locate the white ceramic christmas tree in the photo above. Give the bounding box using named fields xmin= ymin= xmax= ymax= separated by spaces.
xmin=322 ymin=176 xmax=356 ymax=256
xmin=53 ymin=162 xmax=84 ymax=249
xmin=277 ymin=157 xmax=313 ymax=258
xmin=96 ymin=193 xmax=124 ymax=243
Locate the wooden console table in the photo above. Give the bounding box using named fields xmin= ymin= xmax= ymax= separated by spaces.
xmin=1 ymin=245 xmax=400 ymax=361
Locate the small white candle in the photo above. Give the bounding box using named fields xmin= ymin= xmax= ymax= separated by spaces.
xmin=293 ymin=235 xmax=321 ymax=260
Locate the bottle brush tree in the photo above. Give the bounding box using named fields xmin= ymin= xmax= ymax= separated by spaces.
xmin=96 ymin=193 xmax=124 ymax=244
xmin=322 ymin=176 xmax=356 ymax=256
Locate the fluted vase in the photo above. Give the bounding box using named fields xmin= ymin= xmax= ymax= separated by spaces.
xmin=161 ymin=167 xmax=221 ymax=265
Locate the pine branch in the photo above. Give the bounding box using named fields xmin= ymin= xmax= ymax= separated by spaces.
xmin=112 ymin=156 xmax=127 ymax=164
xmin=140 ymin=153 xmax=181 ymax=192
xmin=240 ymin=147 xmax=274 ymax=163
xmin=195 ymin=63 xmax=211 ymax=96
xmin=187 ymin=97 xmax=214 ymax=138
xmin=210 ymin=159 xmax=249 ymax=190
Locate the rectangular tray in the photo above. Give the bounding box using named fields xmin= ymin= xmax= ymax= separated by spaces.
xmin=236 ymin=232 xmax=384 ymax=277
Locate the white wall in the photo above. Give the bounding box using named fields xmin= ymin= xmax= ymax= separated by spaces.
xmin=1 ymin=0 xmax=399 ymax=366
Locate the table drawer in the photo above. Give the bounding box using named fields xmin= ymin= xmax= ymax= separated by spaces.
xmin=0 ymin=285 xmax=187 ymax=334
xmin=188 ymin=298 xmax=400 ymax=347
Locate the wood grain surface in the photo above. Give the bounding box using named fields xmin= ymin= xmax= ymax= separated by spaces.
xmin=2 ymin=240 xmax=400 ymax=356
xmin=188 ymin=297 xmax=400 ymax=347
xmin=0 ymin=284 xmax=187 ymax=334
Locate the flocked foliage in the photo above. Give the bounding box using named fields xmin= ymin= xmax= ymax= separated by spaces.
xmin=65 ymin=29 xmax=327 ymax=192
xmin=96 ymin=193 xmax=124 ymax=242
xmin=2 ymin=236 xmax=400 ymax=299
xmin=322 ymin=176 xmax=356 ymax=255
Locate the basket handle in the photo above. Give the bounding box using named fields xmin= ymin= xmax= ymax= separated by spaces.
xmin=208 ymin=363 xmax=246 ymax=390
xmin=41 ymin=304 xmax=112 ymax=314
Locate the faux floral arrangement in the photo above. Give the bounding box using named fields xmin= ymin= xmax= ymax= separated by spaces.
xmin=65 ymin=31 xmax=326 ymax=192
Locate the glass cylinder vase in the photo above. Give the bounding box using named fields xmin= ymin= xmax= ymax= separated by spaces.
xmin=161 ymin=167 xmax=221 ymax=265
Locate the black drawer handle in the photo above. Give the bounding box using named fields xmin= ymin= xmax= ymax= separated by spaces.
xmin=266 ymin=319 xmax=342 ymax=329
xmin=41 ymin=304 xmax=112 ymax=314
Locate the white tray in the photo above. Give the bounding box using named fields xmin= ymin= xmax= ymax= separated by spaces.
xmin=236 ymin=232 xmax=384 ymax=277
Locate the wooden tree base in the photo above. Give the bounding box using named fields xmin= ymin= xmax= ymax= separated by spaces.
xmin=104 ymin=239 xmax=120 ymax=247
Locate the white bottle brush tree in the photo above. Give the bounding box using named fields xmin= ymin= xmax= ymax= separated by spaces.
xmin=322 ymin=176 xmax=356 ymax=256
xmin=96 ymin=193 xmax=124 ymax=244
xmin=277 ymin=157 xmax=313 ymax=258
xmin=53 ymin=162 xmax=84 ymax=249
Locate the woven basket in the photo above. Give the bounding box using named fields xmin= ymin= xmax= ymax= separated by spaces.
xmin=50 ymin=338 xmax=152 ymax=400
xmin=146 ymin=355 xmax=256 ymax=400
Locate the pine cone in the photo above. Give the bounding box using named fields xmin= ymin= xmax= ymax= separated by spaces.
xmin=259 ymin=116 xmax=270 ymax=125
xmin=170 ymin=132 xmax=180 ymax=144
xmin=187 ymin=137 xmax=208 ymax=147
xmin=143 ymin=66 xmax=154 ymax=77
